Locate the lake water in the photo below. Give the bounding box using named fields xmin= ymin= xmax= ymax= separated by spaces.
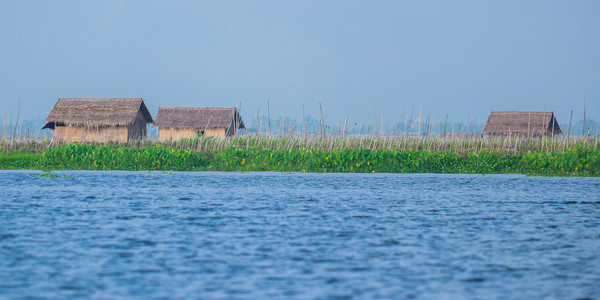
xmin=1 ymin=171 xmax=599 ymax=299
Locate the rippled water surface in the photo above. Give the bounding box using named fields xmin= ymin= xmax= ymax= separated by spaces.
xmin=1 ymin=171 xmax=599 ymax=299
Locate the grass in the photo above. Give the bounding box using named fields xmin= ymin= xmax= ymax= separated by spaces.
xmin=0 ymin=151 xmax=41 ymax=169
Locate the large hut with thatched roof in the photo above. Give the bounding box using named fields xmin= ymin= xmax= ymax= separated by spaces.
xmin=154 ymin=107 xmax=244 ymax=140
xmin=483 ymin=111 xmax=562 ymax=136
xmin=42 ymin=98 xmax=153 ymax=143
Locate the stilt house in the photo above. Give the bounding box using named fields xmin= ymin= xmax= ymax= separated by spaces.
xmin=42 ymin=98 xmax=153 ymax=143
xmin=483 ymin=111 xmax=561 ymax=136
xmin=154 ymin=107 xmax=244 ymax=140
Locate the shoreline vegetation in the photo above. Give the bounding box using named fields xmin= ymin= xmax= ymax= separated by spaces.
xmin=1 ymin=135 xmax=599 ymax=176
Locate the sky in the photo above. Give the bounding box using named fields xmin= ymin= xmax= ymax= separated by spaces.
xmin=0 ymin=0 xmax=598 ymax=129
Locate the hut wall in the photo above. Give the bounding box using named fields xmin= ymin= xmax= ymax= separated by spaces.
xmin=54 ymin=125 xmax=129 ymax=143
xmin=158 ymin=128 xmax=195 ymax=141
xmin=158 ymin=127 xmax=227 ymax=141
xmin=128 ymin=110 xmax=148 ymax=140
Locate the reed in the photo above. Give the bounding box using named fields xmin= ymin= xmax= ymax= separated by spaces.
xmin=1 ymin=134 xmax=598 ymax=156
xmin=126 ymin=134 xmax=598 ymax=156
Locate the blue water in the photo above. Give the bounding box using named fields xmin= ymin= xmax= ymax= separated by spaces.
xmin=1 ymin=171 xmax=599 ymax=299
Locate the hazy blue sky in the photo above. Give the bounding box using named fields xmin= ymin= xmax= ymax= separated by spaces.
xmin=1 ymin=0 xmax=598 ymax=127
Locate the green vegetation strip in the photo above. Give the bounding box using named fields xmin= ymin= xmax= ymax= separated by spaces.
xmin=1 ymin=143 xmax=599 ymax=176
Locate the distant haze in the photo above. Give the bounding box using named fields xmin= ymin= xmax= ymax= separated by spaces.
xmin=1 ymin=1 xmax=598 ymax=130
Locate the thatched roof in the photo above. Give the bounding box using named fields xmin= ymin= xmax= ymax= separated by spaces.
xmin=483 ymin=111 xmax=561 ymax=136
xmin=154 ymin=107 xmax=245 ymax=129
xmin=42 ymin=98 xmax=153 ymax=129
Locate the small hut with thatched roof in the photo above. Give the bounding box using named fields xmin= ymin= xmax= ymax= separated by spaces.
xmin=42 ymin=98 xmax=153 ymax=143
xmin=483 ymin=111 xmax=561 ymax=136
xmin=154 ymin=107 xmax=244 ymax=140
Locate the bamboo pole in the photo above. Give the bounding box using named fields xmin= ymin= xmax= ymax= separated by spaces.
xmin=567 ymin=110 xmax=573 ymax=141
xmin=280 ymin=107 xmax=284 ymax=136
xmin=583 ymin=99 xmax=587 ymax=138
xmin=418 ymin=103 xmax=422 ymax=136
xmin=267 ymin=100 xmax=271 ymax=136
xmin=302 ymin=104 xmax=306 ymax=138
xmin=13 ymin=97 xmax=21 ymax=143
xmin=256 ymin=106 xmax=260 ymax=136
xmin=1 ymin=114 xmax=5 ymax=142
xmin=319 ymin=102 xmax=325 ymax=137
xmin=407 ymin=104 xmax=414 ymax=136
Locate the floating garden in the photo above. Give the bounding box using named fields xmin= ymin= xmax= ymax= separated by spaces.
xmin=1 ymin=136 xmax=599 ymax=176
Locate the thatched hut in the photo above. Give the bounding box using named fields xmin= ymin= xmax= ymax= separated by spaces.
xmin=483 ymin=111 xmax=561 ymax=136
xmin=154 ymin=107 xmax=244 ymax=140
xmin=42 ymin=98 xmax=153 ymax=143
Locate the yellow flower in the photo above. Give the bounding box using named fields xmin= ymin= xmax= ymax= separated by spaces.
xmin=302 ymin=169 xmax=306 ymax=172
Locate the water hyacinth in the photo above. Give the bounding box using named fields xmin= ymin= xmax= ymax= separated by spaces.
xmin=208 ymin=146 xmax=599 ymax=176
xmin=41 ymin=143 xmax=206 ymax=171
